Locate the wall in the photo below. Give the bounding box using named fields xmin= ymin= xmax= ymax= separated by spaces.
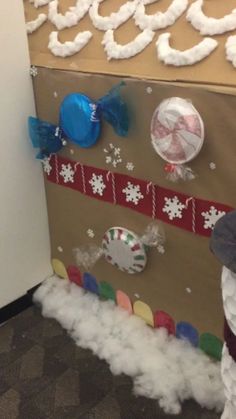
xmin=34 ymin=68 xmax=234 ymax=338
xmin=0 ymin=1 xmax=52 ymax=308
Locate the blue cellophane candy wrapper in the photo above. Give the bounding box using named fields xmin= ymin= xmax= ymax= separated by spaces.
xmin=59 ymin=82 xmax=129 ymax=148
xmin=59 ymin=93 xmax=101 ymax=148
xmin=97 ymin=82 xmax=129 ymax=137
xmin=28 ymin=116 xmax=63 ymax=159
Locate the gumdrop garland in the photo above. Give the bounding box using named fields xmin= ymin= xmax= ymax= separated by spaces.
xmin=28 ymin=82 xmax=129 ymax=159
xmin=51 ymin=257 xmax=223 ymax=360
xmin=151 ymin=97 xmax=204 ymax=182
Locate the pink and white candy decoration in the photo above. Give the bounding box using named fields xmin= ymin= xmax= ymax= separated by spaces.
xmin=151 ymin=97 xmax=204 ymax=181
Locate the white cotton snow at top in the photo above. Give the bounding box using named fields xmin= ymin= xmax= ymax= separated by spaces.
xmin=34 ymin=276 xmax=225 ymax=415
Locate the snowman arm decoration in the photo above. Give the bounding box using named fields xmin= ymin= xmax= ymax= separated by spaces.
xmin=225 ymin=36 xmax=236 ymax=68
xmin=219 ymin=269 xmax=236 ymax=419
xmin=89 ymin=0 xmax=138 ymax=31
xmin=26 ymin=13 xmax=47 ymax=34
xmin=156 ymin=33 xmax=218 ymax=66
xmin=48 ymin=31 xmax=92 ymax=57
xmin=134 ymin=0 xmax=188 ymax=31
xmin=48 ymin=0 xmax=93 ymax=30
xmin=102 ymin=28 xmax=155 ymax=60
xmin=186 ymin=0 xmax=236 ymax=36
xmin=210 ymin=211 xmax=236 ymax=419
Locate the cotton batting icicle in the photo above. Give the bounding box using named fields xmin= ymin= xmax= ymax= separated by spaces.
xmin=150 ymin=97 xmax=205 ymax=182
xmin=156 ymin=33 xmax=218 ymax=67
xmin=102 ymin=28 xmax=155 ymax=60
xmin=134 ymin=0 xmax=188 ymax=31
xmin=26 ymin=13 xmax=47 ymax=34
xmin=225 ymin=35 xmax=236 ymax=68
xmin=29 ymin=0 xmax=52 ymax=7
xmin=48 ymin=0 xmax=93 ymax=30
xmin=186 ymin=0 xmax=236 ymax=36
xmin=48 ymin=31 xmax=92 ymax=57
xmin=33 ymin=277 xmax=224 ymax=415
xmin=89 ymin=0 xmax=138 ymax=31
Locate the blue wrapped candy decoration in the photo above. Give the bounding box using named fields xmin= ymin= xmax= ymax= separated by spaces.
xmin=59 ymin=93 xmax=101 ymax=148
xmin=59 ymin=82 xmax=129 ymax=147
xmin=28 ymin=116 xmax=64 ymax=159
xmin=28 ymin=82 xmax=129 ymax=157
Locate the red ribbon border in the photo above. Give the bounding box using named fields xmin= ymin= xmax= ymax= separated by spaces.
xmin=46 ymin=154 xmax=233 ymax=238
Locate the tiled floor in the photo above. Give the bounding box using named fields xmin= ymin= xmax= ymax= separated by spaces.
xmin=0 ymin=307 xmax=221 ymax=419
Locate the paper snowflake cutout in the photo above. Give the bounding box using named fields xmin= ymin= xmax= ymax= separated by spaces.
xmin=89 ymin=174 xmax=106 ymax=196
xmin=87 ymin=229 xmax=95 ymax=238
xmin=114 ymin=147 xmax=121 ymax=156
xmin=59 ymin=163 xmax=75 ymax=183
xmin=105 ymin=156 xmax=112 ymax=164
xmin=146 ymin=86 xmax=152 ymax=94
xmin=201 ymin=206 xmax=226 ymax=230
xmin=41 ymin=157 xmax=52 ymax=175
xmin=122 ymin=182 xmax=144 ymax=206
xmin=162 ymin=196 xmax=185 ymax=220
xmin=104 ymin=143 xmax=122 ymax=168
xmin=30 ymin=66 xmax=38 ymax=77
xmin=209 ymin=162 xmax=216 ymax=170
xmin=157 ymin=244 xmax=165 ymax=254
xmin=126 ymin=162 xmax=134 ymax=171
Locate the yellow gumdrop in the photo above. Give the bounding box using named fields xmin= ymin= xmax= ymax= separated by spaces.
xmin=51 ymin=259 xmax=68 ymax=279
xmin=133 ymin=300 xmax=154 ymax=327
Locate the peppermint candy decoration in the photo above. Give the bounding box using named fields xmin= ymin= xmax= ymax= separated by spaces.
xmin=151 ymin=97 xmax=204 ymax=181
xmin=102 ymin=227 xmax=147 ymax=274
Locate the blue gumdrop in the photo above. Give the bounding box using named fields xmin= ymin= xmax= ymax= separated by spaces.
xmin=176 ymin=322 xmax=199 ymax=347
xmin=83 ymin=273 xmax=99 ymax=295
xmin=59 ymin=93 xmax=101 ymax=148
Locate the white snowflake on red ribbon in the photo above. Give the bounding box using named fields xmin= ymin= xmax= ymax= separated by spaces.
xmin=42 ymin=157 xmax=52 ymax=175
xmin=89 ymin=173 xmax=106 ymax=196
xmin=163 ymin=196 xmax=185 ymax=220
xmin=201 ymin=206 xmax=226 ymax=230
xmin=59 ymin=163 xmax=75 ymax=183
xmin=122 ymin=182 xmax=144 ymax=205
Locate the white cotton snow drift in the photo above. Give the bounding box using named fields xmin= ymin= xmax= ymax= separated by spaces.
xmin=34 ymin=276 xmax=225 ymax=415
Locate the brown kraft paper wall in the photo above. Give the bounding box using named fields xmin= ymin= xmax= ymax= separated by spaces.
xmin=32 ymin=68 xmax=236 ymax=338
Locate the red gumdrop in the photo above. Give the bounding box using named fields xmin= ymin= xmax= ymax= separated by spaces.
xmin=154 ymin=310 xmax=176 ymax=335
xmin=67 ymin=265 xmax=83 ymax=287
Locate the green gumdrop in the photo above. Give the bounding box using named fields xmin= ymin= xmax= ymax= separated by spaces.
xmin=199 ymin=333 xmax=223 ymax=361
xmin=99 ymin=282 xmax=116 ymax=302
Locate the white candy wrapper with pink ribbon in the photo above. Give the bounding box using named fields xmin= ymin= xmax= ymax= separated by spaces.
xmin=73 ymin=222 xmax=165 ymax=274
xmin=151 ymin=97 xmax=204 ymax=182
